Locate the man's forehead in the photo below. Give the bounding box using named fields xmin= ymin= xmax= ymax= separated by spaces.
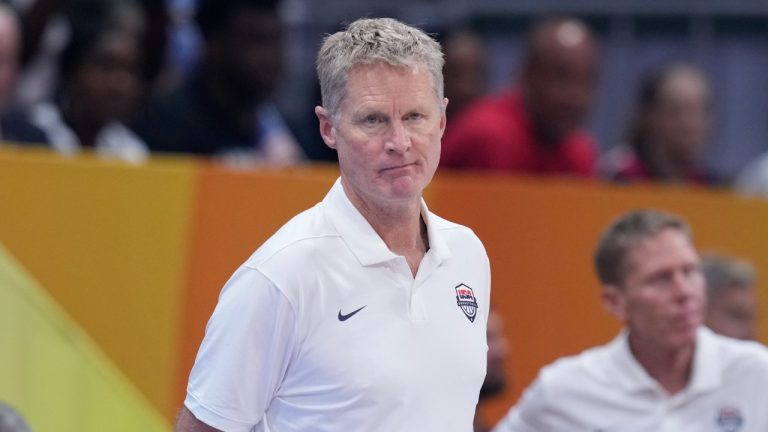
xmin=624 ymin=229 xmax=698 ymax=268
xmin=346 ymin=61 xmax=427 ymax=81
xmin=342 ymin=64 xmax=438 ymax=102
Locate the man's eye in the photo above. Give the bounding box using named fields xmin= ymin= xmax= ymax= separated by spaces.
xmin=364 ymin=115 xmax=381 ymax=125
xmin=405 ymin=113 xmax=424 ymax=121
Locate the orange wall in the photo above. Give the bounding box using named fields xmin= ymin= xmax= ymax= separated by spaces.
xmin=428 ymin=172 xmax=768 ymax=423
xmin=176 ymin=166 xmax=768 ymax=424
xmin=3 ymin=148 xmax=767 ymax=425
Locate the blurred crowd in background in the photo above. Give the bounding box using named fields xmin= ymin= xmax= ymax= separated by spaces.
xmin=1 ymin=0 xmax=768 ymax=194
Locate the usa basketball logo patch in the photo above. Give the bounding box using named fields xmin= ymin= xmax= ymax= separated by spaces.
xmin=455 ymin=283 xmax=478 ymax=323
xmin=716 ymin=406 xmax=743 ymax=432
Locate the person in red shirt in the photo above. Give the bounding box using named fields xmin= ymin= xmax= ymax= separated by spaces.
xmin=441 ymin=17 xmax=599 ymax=176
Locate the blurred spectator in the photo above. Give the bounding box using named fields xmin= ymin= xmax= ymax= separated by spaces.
xmin=702 ymin=253 xmax=759 ymax=341
xmin=600 ymin=63 xmax=718 ymax=184
xmin=474 ymin=310 xmax=510 ymax=432
xmin=135 ymin=0 xmax=304 ymax=166
xmin=0 ymin=402 xmax=30 ymax=432
xmin=442 ymin=28 xmax=489 ymax=121
xmin=28 ymin=8 xmax=149 ymax=162
xmin=0 ymin=3 xmax=47 ymax=144
xmin=12 ymin=0 xmax=166 ymax=111
xmin=441 ymin=17 xmax=599 ymax=176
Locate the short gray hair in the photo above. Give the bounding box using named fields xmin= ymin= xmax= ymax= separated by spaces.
xmin=316 ymin=17 xmax=445 ymax=117
xmin=594 ymin=209 xmax=692 ymax=287
xmin=702 ymin=253 xmax=757 ymax=298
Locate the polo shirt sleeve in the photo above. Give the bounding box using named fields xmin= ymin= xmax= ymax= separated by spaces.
xmin=184 ymin=266 xmax=298 ymax=431
xmin=492 ymin=376 xmax=551 ymax=432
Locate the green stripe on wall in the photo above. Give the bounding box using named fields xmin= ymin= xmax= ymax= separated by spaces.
xmin=0 ymin=243 xmax=170 ymax=432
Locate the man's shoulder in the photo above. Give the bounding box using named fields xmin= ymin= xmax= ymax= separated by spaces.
xmin=429 ymin=211 xmax=473 ymax=233
xmin=536 ymin=341 xmax=616 ymax=391
xmin=446 ymin=91 xmax=523 ymax=140
xmin=707 ymin=329 xmax=768 ymax=371
xmin=243 ymin=202 xmax=338 ymax=270
xmin=429 ymin=212 xmax=486 ymax=250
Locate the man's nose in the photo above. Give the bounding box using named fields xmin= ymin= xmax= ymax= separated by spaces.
xmin=384 ymin=121 xmax=411 ymax=154
xmin=672 ymin=269 xmax=702 ymax=302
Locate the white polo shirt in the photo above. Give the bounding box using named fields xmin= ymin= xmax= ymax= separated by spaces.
xmin=494 ymin=327 xmax=768 ymax=432
xmin=185 ymin=179 xmax=491 ymax=432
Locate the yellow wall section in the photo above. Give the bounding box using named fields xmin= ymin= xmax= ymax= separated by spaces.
xmin=0 ymin=243 xmax=169 ymax=431
xmin=0 ymin=148 xmax=196 ymax=419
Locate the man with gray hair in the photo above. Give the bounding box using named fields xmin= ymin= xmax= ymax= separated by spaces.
xmin=494 ymin=209 xmax=768 ymax=431
xmin=703 ymin=253 xmax=759 ymax=341
xmin=177 ymin=17 xmax=490 ymax=432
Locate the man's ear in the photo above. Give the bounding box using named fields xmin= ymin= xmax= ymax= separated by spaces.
xmin=601 ymin=284 xmax=627 ymax=321
xmin=440 ymin=97 xmax=448 ymax=137
xmin=315 ymin=106 xmax=337 ymax=150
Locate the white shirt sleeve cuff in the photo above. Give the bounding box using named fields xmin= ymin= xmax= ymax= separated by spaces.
xmin=184 ymin=391 xmax=258 ymax=432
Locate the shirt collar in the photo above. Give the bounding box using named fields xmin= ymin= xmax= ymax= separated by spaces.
xmin=609 ymin=330 xmax=660 ymax=393
xmin=687 ymin=326 xmax=722 ymax=394
xmin=321 ymin=178 xmax=450 ymax=267
xmin=610 ymin=326 xmax=722 ymax=395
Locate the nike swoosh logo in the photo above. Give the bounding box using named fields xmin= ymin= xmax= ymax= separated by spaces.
xmin=338 ymin=305 xmax=367 ymax=321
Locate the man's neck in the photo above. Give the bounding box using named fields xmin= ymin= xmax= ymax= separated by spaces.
xmin=342 ymin=181 xmax=428 ymax=277
xmin=629 ymin=332 xmax=696 ymax=395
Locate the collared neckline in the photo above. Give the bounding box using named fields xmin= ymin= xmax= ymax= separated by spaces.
xmin=609 ymin=330 xmax=659 ymax=394
xmin=610 ymin=327 xmax=722 ymax=397
xmin=322 ymin=178 xmax=450 ymax=267
xmin=686 ymin=327 xmax=722 ymax=394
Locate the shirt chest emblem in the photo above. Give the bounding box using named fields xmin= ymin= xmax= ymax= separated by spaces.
xmin=716 ymin=406 xmax=744 ymax=432
xmin=455 ymin=283 xmax=478 ymax=323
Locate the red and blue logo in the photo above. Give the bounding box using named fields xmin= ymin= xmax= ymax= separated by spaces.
xmin=455 ymin=283 xmax=478 ymax=323
xmin=716 ymin=406 xmax=743 ymax=432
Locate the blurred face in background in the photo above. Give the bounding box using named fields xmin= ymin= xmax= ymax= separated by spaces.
xmin=209 ymin=7 xmax=283 ymax=103
xmin=646 ymin=68 xmax=712 ymax=167
xmin=69 ymin=30 xmax=143 ymax=124
xmin=443 ymin=31 xmax=488 ymax=119
xmin=523 ymin=21 xmax=599 ymax=144
xmin=0 ymin=8 xmax=19 ymax=111
xmin=603 ymin=228 xmax=705 ymax=353
xmin=706 ymin=284 xmax=758 ymax=341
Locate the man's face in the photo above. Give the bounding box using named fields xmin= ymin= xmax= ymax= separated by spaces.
xmin=706 ymin=286 xmax=758 ymax=341
xmin=72 ymin=31 xmax=143 ymax=124
xmin=316 ymin=62 xmax=446 ymax=207
xmin=647 ymin=72 xmax=712 ymax=166
xmin=604 ymin=228 xmax=705 ymax=352
xmin=213 ymin=8 xmax=283 ymax=102
xmin=524 ymin=31 xmax=598 ymax=143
